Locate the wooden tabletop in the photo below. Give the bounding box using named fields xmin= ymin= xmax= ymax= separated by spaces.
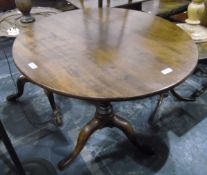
xmin=13 ymin=8 xmax=198 ymax=101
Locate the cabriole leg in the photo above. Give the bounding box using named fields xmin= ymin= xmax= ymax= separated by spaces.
xmin=58 ymin=102 xmax=154 ymax=170
xmin=7 ymin=75 xmax=28 ymax=101
xmin=44 ymin=89 xmax=63 ymax=126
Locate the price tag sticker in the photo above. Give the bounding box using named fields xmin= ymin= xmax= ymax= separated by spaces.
xmin=161 ymin=68 xmax=173 ymax=75
xmin=7 ymin=27 xmax=20 ymax=36
xmin=28 ymin=62 xmax=38 ymax=69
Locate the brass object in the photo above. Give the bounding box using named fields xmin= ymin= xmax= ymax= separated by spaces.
xmin=15 ymin=0 xmax=35 ymax=23
xmin=186 ymin=0 xmax=205 ymax=24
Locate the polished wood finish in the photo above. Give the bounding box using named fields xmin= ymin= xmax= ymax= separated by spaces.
xmin=142 ymin=0 xmax=189 ymax=18
xmin=69 ymin=0 xmax=147 ymax=9
xmin=158 ymin=0 xmax=189 ymax=17
xmin=160 ymin=10 xmax=207 ymax=61
xmin=13 ymin=9 xmax=198 ymax=101
xmin=12 ymin=8 xmax=198 ymax=170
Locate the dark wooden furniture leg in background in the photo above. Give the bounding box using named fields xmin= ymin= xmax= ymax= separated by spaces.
xmin=148 ymin=93 xmax=167 ymax=127
xmin=189 ymin=66 xmax=207 ymax=98
xmin=0 ymin=120 xmax=26 ymax=175
xmin=7 ymin=75 xmax=63 ymax=126
xmin=6 ymin=75 xmax=28 ymax=101
xmin=70 ymin=0 xmax=144 ymax=10
xmin=148 ymin=88 xmax=197 ymax=127
xmin=58 ymin=102 xmax=154 ymax=170
xmin=191 ymin=84 xmax=207 ymax=98
xmin=44 ymin=89 xmax=63 ymax=126
xmin=170 ymin=89 xmax=196 ymax=102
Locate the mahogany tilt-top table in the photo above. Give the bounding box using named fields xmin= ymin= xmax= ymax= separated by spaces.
xmin=12 ymin=8 xmax=198 ymax=170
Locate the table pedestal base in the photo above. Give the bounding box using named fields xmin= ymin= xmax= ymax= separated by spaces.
xmin=6 ymin=75 xmax=63 ymax=126
xmin=58 ymin=102 xmax=154 ymax=170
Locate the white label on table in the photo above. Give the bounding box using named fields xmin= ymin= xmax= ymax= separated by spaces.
xmin=7 ymin=27 xmax=20 ymax=36
xmin=161 ymin=68 xmax=173 ymax=75
xmin=28 ymin=62 xmax=38 ymax=69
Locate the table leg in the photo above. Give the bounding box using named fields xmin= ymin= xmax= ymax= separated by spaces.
xmin=170 ymin=89 xmax=196 ymax=101
xmin=44 ymin=89 xmax=63 ymax=126
xmin=7 ymin=75 xmax=28 ymax=101
xmin=98 ymin=0 xmax=102 ymax=8
xmin=191 ymin=84 xmax=207 ymax=98
xmin=58 ymin=102 xmax=154 ymax=170
xmin=7 ymin=74 xmax=63 ymax=126
xmin=148 ymin=93 xmax=166 ymax=127
xmin=148 ymin=89 xmax=195 ymax=127
xmin=189 ymin=66 xmax=207 ymax=98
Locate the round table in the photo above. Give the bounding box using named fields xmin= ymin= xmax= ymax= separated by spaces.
xmin=12 ymin=8 xmax=198 ymax=170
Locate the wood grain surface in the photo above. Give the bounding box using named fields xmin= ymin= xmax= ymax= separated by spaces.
xmin=13 ymin=8 xmax=198 ymax=101
xmin=142 ymin=0 xmax=189 ymax=17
